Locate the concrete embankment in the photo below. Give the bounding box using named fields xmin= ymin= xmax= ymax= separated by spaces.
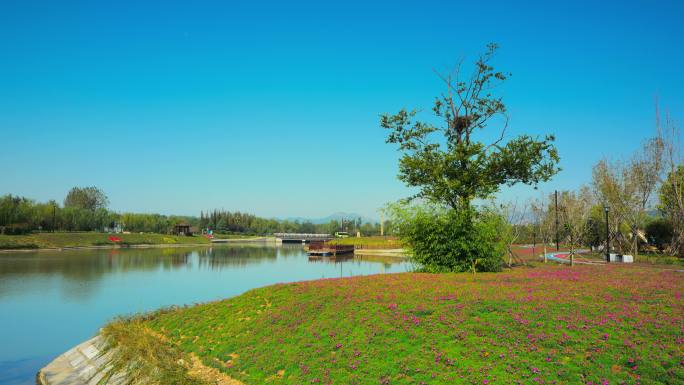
xmin=37 ymin=336 xmax=124 ymax=385
xmin=353 ymin=248 xmax=406 ymax=257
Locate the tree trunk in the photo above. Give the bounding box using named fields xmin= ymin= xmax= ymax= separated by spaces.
xmin=570 ymin=234 xmax=574 ymax=267
xmin=570 ymin=247 xmax=574 ymax=267
xmin=633 ymin=229 xmax=639 ymax=257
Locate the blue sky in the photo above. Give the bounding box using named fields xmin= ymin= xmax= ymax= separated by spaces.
xmin=1 ymin=0 xmax=682 ymax=219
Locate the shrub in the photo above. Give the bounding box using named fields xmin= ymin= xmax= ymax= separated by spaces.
xmin=388 ymin=203 xmax=506 ymax=272
xmin=645 ymin=217 xmax=673 ymax=251
xmin=0 ymin=224 xmax=31 ymax=235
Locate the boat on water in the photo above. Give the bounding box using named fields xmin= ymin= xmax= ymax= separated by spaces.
xmin=307 ymin=240 xmax=355 ymax=256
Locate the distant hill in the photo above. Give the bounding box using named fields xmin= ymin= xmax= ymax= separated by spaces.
xmin=282 ymin=212 xmax=378 ymax=224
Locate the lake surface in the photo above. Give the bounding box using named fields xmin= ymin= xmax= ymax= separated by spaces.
xmin=0 ymin=244 xmax=409 ymax=385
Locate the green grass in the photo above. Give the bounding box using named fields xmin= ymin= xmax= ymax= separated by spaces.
xmin=327 ymin=236 xmax=403 ymax=249
xmin=633 ymin=253 xmax=684 ymax=265
xmin=103 ymin=264 xmax=684 ymax=384
xmin=0 ymin=232 xmax=210 ymax=249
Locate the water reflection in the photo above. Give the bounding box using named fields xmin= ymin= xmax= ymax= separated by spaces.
xmin=197 ymin=245 xmax=281 ymax=269
xmin=0 ymin=248 xmax=192 ymax=279
xmin=0 ymin=244 xmax=409 ymax=384
xmin=0 ymin=246 xmax=411 ymax=300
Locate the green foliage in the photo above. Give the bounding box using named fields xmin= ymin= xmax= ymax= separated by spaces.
xmin=659 ymin=165 xmax=684 ymax=218
xmin=64 ymin=186 xmax=109 ymax=210
xmin=381 ymin=44 xmax=559 ymax=210
xmin=200 ymin=209 xmax=385 ymax=236
xmin=1 ymin=191 xmax=387 ymax=237
xmin=388 ymin=203 xmax=506 ymax=272
xmin=585 ymin=204 xmax=608 ymax=248
xmin=0 ymin=195 xmax=38 ymax=233
xmin=0 ymin=194 xmax=118 ymax=233
xmin=327 ymin=236 xmax=402 ymax=249
xmin=645 ymin=217 xmax=673 ymax=251
xmin=118 ymin=212 xmax=198 ymax=234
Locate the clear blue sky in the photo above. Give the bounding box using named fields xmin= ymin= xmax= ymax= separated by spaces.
xmin=1 ymin=0 xmax=683 ymax=219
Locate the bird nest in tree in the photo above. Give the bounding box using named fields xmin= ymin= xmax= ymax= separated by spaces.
xmin=454 ymin=115 xmax=472 ymax=132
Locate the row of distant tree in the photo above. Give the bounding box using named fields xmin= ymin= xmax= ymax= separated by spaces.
xmin=199 ymin=209 xmax=385 ymax=236
xmin=504 ymin=114 xmax=684 ymax=257
xmin=0 ymin=187 xmax=198 ymax=234
xmin=0 ymin=187 xmax=387 ymax=236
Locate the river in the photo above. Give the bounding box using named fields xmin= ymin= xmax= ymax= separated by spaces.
xmin=0 ymin=244 xmax=409 ymax=385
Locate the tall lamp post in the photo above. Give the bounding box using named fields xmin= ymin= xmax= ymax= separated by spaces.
xmin=555 ymin=190 xmax=560 ymax=251
xmin=604 ymin=205 xmax=610 ymax=263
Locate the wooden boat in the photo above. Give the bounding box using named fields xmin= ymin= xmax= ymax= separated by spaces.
xmin=307 ymin=240 xmax=355 ymax=256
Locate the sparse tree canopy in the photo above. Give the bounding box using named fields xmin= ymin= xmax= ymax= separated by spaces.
xmin=660 ymin=165 xmax=684 ymax=254
xmin=381 ymin=44 xmax=560 ymax=210
xmin=530 ymin=193 xmax=555 ymax=263
xmin=64 ymin=186 xmax=109 ymax=211
xmin=658 ymin=111 xmax=684 ymax=255
xmin=592 ymin=135 xmax=664 ymax=256
xmin=559 ymin=187 xmax=594 ymax=265
xmin=660 ymin=166 xmax=684 ymax=221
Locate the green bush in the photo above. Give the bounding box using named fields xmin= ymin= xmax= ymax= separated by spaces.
xmin=388 ymin=203 xmax=506 ymax=272
xmin=0 ymin=224 xmax=31 ymax=235
xmin=645 ymin=217 xmax=673 ymax=251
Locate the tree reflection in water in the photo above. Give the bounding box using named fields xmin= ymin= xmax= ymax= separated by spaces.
xmin=0 ymin=244 xmax=410 ymax=384
xmin=0 ymin=245 xmax=407 ymax=299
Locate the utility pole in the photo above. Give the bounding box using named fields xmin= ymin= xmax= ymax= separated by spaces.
xmin=604 ymin=206 xmax=610 ymax=263
xmin=380 ymin=211 xmax=385 ymax=237
xmin=532 ymin=224 xmax=536 ymax=259
xmin=555 ymin=190 xmax=560 ymax=251
xmin=52 ymin=203 xmax=56 ymax=232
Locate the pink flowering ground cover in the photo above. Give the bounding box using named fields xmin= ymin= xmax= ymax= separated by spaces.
xmin=143 ymin=264 xmax=683 ymax=384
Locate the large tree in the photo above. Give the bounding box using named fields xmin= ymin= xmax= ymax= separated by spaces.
xmin=381 ymin=44 xmax=560 ymax=210
xmin=64 ymin=186 xmax=109 ymax=211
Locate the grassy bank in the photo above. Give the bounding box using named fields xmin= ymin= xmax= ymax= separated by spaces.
xmin=0 ymin=232 xmax=210 ymax=250
xmin=327 ymin=236 xmax=403 ymax=249
xmin=103 ymin=264 xmax=683 ymax=384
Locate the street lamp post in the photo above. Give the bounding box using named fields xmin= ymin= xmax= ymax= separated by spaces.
xmin=532 ymin=224 xmax=536 ymax=259
xmin=604 ymin=205 xmax=610 ymax=263
xmin=555 ymin=190 xmax=560 ymax=251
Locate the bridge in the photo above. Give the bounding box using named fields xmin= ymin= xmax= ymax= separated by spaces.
xmin=273 ymin=233 xmax=334 ymax=243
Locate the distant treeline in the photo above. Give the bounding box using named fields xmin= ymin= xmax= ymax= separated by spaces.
xmin=0 ymin=187 xmax=387 ymax=236
xmin=0 ymin=193 xmax=199 ymax=234
xmin=199 ymin=209 xmax=385 ymax=236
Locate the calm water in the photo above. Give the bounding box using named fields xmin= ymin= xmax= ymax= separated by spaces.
xmin=0 ymin=244 xmax=409 ymax=385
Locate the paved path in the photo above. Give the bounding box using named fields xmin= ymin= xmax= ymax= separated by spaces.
xmin=37 ymin=336 xmax=125 ymax=385
xmin=543 ymin=250 xmax=603 ymax=265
